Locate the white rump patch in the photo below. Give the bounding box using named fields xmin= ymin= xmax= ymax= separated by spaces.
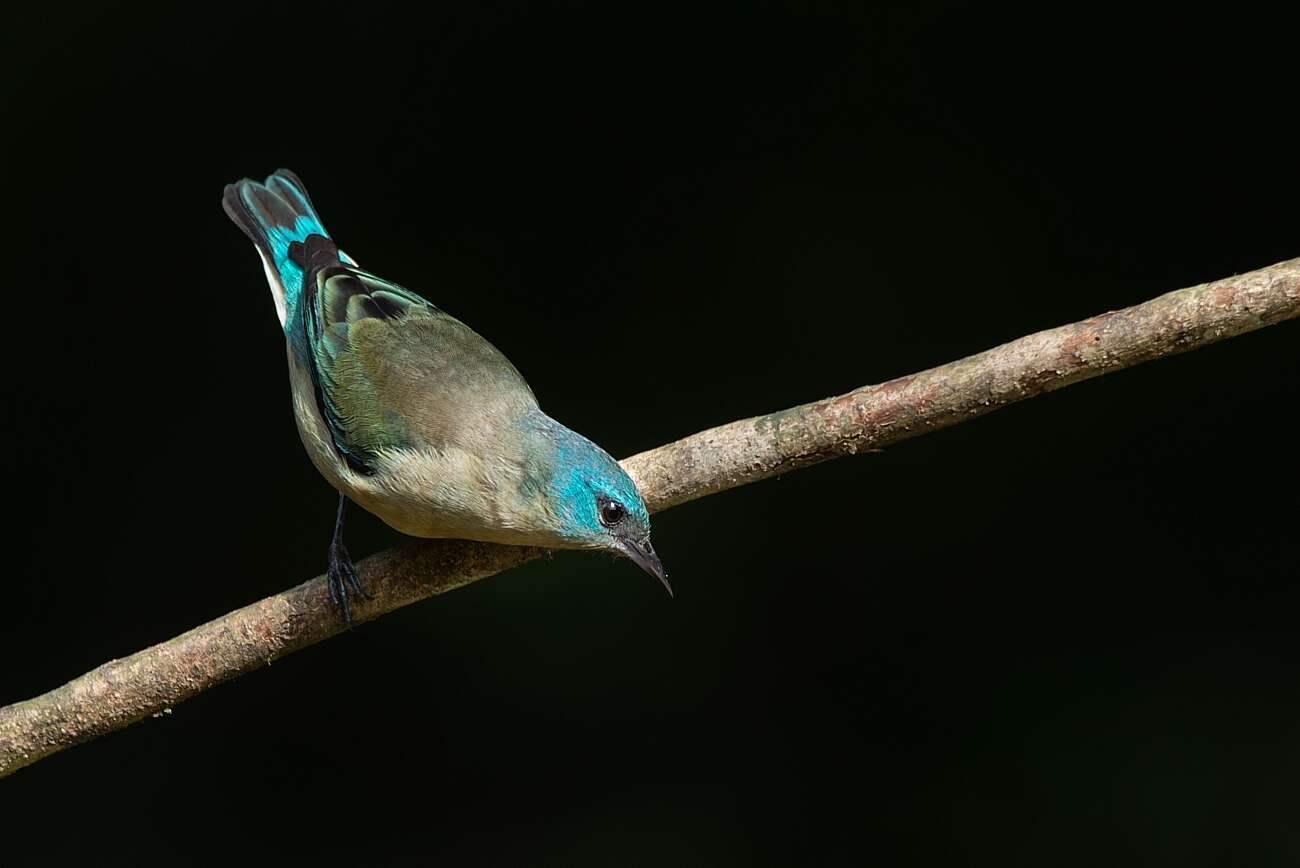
xmin=255 ymin=245 xmax=288 ymax=326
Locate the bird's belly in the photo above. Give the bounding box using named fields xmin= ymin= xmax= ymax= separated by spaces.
xmin=354 ymin=445 xmax=563 ymax=547
xmin=355 ymin=491 xmax=549 ymax=546
xmin=299 ymin=421 xmax=557 ymax=546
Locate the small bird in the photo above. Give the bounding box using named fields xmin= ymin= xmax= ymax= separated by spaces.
xmin=222 ymin=169 xmax=668 ymax=623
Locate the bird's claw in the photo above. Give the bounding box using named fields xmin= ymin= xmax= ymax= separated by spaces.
xmin=327 ymin=541 xmax=371 ymax=628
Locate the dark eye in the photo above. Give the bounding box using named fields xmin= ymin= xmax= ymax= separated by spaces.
xmin=598 ymin=499 xmax=626 ymax=527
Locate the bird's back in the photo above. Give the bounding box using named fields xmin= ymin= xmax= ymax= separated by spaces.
xmin=328 ymin=296 xmax=540 ymax=456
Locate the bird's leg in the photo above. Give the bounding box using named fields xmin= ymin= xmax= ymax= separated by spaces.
xmin=327 ymin=493 xmax=371 ymax=627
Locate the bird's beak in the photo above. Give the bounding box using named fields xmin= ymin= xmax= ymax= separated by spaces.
xmin=618 ymin=537 xmax=672 ymax=597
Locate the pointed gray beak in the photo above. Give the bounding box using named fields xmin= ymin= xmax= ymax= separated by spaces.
xmin=618 ymin=537 xmax=672 ymax=597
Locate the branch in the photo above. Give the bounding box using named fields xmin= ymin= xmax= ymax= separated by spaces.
xmin=3 ymin=259 xmax=1296 ymax=778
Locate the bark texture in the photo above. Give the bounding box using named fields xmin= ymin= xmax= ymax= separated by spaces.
xmin=3 ymin=258 xmax=1296 ymax=778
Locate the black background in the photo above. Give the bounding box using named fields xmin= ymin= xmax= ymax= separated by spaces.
xmin=4 ymin=4 xmax=1298 ymax=865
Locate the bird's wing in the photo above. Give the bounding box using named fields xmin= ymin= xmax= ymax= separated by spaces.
xmin=301 ymin=252 xmax=538 ymax=474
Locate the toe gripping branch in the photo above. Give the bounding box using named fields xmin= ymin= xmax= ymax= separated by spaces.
xmin=327 ymin=494 xmax=372 ymax=627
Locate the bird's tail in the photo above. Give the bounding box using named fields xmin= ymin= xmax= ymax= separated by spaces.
xmin=223 ymin=169 xmax=350 ymax=329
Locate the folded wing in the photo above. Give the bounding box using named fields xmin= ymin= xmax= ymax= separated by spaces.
xmin=298 ymin=246 xmax=538 ymax=474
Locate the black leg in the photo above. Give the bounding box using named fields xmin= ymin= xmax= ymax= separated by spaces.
xmin=327 ymin=493 xmax=371 ymax=627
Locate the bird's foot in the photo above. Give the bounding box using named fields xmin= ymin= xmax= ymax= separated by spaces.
xmin=327 ymin=541 xmax=372 ymax=627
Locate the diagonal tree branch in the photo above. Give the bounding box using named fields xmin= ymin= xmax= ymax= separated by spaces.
xmin=3 ymin=258 xmax=1296 ymax=778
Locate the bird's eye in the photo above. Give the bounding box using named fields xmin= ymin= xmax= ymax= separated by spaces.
xmin=598 ymin=499 xmax=626 ymax=527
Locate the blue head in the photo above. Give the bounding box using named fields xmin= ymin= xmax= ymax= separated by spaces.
xmin=537 ymin=420 xmax=670 ymax=595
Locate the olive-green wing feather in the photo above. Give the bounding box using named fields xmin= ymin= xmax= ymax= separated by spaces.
xmin=302 ymin=257 xmax=537 ymax=473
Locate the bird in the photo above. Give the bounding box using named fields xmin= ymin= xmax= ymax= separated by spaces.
xmin=222 ymin=169 xmax=668 ymax=624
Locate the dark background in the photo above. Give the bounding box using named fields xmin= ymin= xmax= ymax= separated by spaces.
xmin=4 ymin=4 xmax=1297 ymax=865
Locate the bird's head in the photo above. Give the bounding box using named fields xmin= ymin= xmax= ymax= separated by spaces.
xmin=539 ymin=423 xmax=670 ymax=596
